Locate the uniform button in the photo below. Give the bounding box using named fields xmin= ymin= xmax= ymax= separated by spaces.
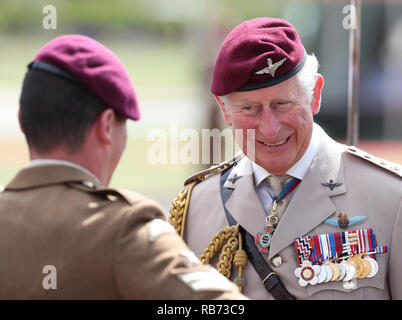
xmin=271 ymin=255 xmax=283 ymax=267
xmin=82 ymin=181 xmax=95 ymax=188
xmin=106 ymin=194 xmax=118 ymax=201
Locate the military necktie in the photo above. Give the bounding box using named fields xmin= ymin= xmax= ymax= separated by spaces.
xmin=267 ymin=174 xmax=293 ymax=227
xmin=255 ymin=175 xmax=301 ymax=253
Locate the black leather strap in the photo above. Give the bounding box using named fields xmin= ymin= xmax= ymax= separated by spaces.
xmin=239 ymin=225 xmax=295 ymax=300
xmin=220 ymin=167 xmax=296 ymax=300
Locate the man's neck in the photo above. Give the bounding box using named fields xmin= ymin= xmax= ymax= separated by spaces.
xmin=29 ymin=148 xmax=107 ymax=185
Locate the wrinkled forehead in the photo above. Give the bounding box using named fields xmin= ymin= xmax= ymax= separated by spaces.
xmin=225 ymin=75 xmax=306 ymax=106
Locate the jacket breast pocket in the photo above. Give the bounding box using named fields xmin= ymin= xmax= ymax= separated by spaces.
xmin=305 ymin=255 xmax=389 ymax=299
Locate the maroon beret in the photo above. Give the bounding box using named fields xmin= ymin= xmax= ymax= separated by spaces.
xmin=29 ymin=34 xmax=140 ymax=120
xmin=211 ymin=17 xmax=306 ymax=96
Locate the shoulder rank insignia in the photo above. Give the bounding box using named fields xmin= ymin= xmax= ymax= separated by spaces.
xmin=169 ymin=153 xmax=244 ymax=239
xmin=325 ymin=212 xmax=366 ymax=229
xmin=184 ymin=153 xmax=244 ymax=185
xmin=346 ymin=146 xmax=402 ymax=178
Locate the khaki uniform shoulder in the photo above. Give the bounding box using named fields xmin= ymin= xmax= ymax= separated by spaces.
xmin=69 ymin=181 xmax=165 ymax=223
xmin=68 ymin=181 xmax=151 ymax=206
xmin=184 ymin=153 xmax=244 ymax=185
xmin=346 ymin=145 xmax=402 ymax=178
xmin=170 ymin=153 xmax=243 ymax=237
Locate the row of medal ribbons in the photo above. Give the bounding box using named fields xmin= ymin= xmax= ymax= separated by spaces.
xmin=293 ymin=228 xmax=387 ymax=288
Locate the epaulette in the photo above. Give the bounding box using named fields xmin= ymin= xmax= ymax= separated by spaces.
xmin=170 ymin=153 xmax=244 ymax=238
xmin=346 ymin=145 xmax=402 ymax=178
xmin=184 ymin=153 xmax=244 ymax=185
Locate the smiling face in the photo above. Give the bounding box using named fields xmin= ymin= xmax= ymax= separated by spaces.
xmin=218 ymin=74 xmax=323 ymax=175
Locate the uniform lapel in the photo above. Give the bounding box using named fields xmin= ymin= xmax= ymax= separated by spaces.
xmin=224 ymin=157 xmax=268 ymax=237
xmin=268 ymin=127 xmax=347 ymax=260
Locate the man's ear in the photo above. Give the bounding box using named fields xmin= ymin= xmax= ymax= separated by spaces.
xmin=311 ymin=74 xmax=324 ymax=115
xmin=95 ymin=108 xmax=115 ymax=146
xmin=214 ymin=95 xmax=232 ymax=126
xmin=17 ymin=109 xmax=25 ymax=134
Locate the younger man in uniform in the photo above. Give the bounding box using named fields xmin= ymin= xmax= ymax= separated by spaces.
xmin=0 ymin=35 xmax=246 ymax=299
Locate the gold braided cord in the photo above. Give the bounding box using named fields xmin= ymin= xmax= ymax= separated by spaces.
xmin=199 ymin=225 xmax=238 ymax=265
xmin=234 ymin=233 xmax=247 ymax=270
xmin=168 ymin=181 xmax=197 ymax=238
xmin=217 ymin=235 xmax=239 ymax=278
xmin=199 ymin=225 xmax=248 ymax=292
xmin=168 ymin=159 xmax=240 ymax=238
xmin=233 ymin=232 xmax=247 ymax=291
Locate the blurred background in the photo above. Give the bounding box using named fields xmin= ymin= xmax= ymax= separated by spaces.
xmin=1 ymin=0 xmax=401 ymax=213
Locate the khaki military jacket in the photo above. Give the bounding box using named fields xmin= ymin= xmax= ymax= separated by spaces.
xmin=0 ymin=164 xmax=245 ymax=299
xmin=177 ymin=125 xmax=402 ymax=299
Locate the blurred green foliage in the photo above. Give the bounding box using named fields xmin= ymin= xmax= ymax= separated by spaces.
xmin=0 ymin=0 xmax=148 ymax=31
xmin=0 ymin=0 xmax=286 ymax=33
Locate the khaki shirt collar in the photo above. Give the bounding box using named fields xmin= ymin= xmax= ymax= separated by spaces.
xmin=5 ymin=163 xmax=103 ymax=190
xmin=27 ymin=159 xmax=101 ymax=185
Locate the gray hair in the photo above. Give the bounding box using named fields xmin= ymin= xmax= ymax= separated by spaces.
xmin=218 ymin=53 xmax=320 ymax=111
xmin=296 ymin=53 xmax=320 ymax=104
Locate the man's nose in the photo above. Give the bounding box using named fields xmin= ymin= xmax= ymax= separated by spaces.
xmin=258 ymin=107 xmax=281 ymax=139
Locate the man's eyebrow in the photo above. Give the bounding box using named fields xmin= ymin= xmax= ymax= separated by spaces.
xmin=230 ymin=89 xmax=300 ymax=107
xmin=271 ymin=96 xmax=298 ymax=102
xmin=233 ymin=95 xmax=298 ymax=106
xmin=272 ymin=90 xmax=299 ymax=101
xmin=232 ymin=99 xmax=259 ymax=107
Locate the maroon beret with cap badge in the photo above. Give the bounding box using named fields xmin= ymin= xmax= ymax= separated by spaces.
xmin=211 ymin=17 xmax=306 ymax=96
xmin=29 ymin=34 xmax=140 ymax=121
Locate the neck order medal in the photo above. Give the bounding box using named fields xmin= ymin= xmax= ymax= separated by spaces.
xmin=255 ymin=177 xmax=301 ymax=254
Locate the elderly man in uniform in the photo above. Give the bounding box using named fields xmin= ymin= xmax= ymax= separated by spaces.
xmin=169 ymin=18 xmax=402 ymax=299
xmin=0 ymin=35 xmax=247 ymax=299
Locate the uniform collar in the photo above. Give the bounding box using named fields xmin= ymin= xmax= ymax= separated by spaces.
xmin=221 ymin=124 xmax=348 ymax=259
xmin=252 ymin=123 xmax=320 ymax=186
xmin=5 ymin=164 xmax=103 ymax=190
xmin=27 ymin=159 xmax=101 ymax=185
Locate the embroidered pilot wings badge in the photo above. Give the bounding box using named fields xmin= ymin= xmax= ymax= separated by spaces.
xmin=324 ymin=212 xmax=367 ymax=229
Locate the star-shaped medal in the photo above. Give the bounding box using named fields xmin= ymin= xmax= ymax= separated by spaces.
xmin=255 ymin=226 xmax=274 ymax=253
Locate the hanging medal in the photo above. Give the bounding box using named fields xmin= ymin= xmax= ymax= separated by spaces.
xmin=255 ymin=222 xmax=274 ymax=253
xmin=255 ymin=177 xmax=301 ymax=254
